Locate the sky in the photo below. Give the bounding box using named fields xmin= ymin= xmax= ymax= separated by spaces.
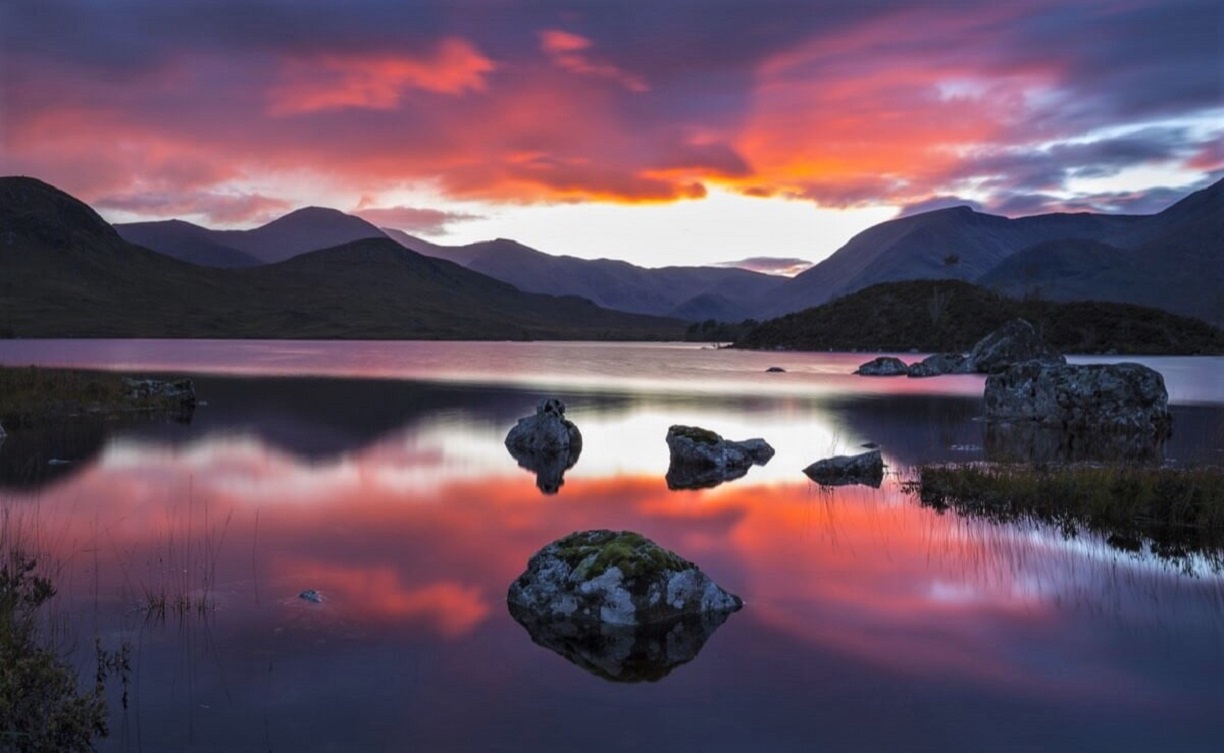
xmin=1 ymin=0 xmax=1221 ymax=272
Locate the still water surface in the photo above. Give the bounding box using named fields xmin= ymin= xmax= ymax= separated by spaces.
xmin=1 ymin=340 xmax=1222 ymax=752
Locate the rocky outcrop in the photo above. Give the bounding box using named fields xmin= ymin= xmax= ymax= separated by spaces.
xmin=507 ymin=530 xmax=743 ymax=628
xmin=965 ymin=319 xmax=1064 ymax=374
xmin=907 ymin=353 xmax=970 ymax=378
xmin=983 ymin=361 xmax=1172 ymax=462
xmin=854 ymin=356 xmax=908 ymax=376
xmin=984 ymin=361 xmax=1171 ymax=433
xmin=508 ymin=607 xmax=733 ymax=683
xmin=665 ymin=425 xmax=774 ymax=489
xmin=505 ymin=398 xmax=583 ymax=493
xmin=802 ymin=449 xmax=884 ymax=487
xmin=120 ymin=377 xmax=197 ymax=422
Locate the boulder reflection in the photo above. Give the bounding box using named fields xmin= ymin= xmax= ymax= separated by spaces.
xmin=508 ymin=604 xmax=734 ymax=683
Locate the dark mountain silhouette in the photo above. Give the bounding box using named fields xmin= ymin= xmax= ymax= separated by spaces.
xmin=116 ymin=219 xmax=263 ymax=267
xmin=758 ymin=206 xmax=1143 ymax=318
xmin=0 ymin=177 xmax=683 ymax=340
xmin=388 ymin=234 xmax=786 ymax=321
xmin=762 ymin=178 xmax=1221 ymax=322
xmin=212 ymin=206 xmax=388 ymax=264
xmin=981 ymin=179 xmax=1223 ymax=322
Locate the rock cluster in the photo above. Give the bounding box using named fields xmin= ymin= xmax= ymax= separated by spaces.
xmin=852 ymin=319 xmax=1063 ymax=377
xmin=802 ymin=449 xmax=884 ymax=487
xmin=505 ymin=398 xmax=583 ymax=493
xmin=507 ymin=530 xmax=743 ymax=627
xmin=665 ymin=425 xmax=775 ymax=489
xmin=122 ymin=377 xmax=197 ymax=419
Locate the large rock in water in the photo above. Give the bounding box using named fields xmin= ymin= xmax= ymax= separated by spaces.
xmin=965 ymin=318 xmax=1064 ymax=374
xmin=984 ymin=362 xmax=1172 ymax=461
xmin=854 ymin=356 xmax=909 ymax=376
xmin=505 ymin=398 xmax=583 ymax=493
xmin=665 ymin=425 xmax=774 ymax=489
xmin=803 ymin=449 xmax=884 ymax=487
xmin=507 ymin=530 xmax=743 ymax=627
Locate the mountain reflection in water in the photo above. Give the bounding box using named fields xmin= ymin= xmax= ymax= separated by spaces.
xmin=0 ymin=342 xmax=1220 ymax=752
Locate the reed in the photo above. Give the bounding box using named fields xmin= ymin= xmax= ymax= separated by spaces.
xmin=905 ymin=463 xmax=1224 ymax=565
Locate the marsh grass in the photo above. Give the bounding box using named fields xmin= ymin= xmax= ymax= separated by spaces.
xmin=0 ymin=366 xmax=128 ymax=428
xmin=906 ymin=463 xmax=1224 ymax=566
xmin=135 ymin=493 xmax=232 ymax=624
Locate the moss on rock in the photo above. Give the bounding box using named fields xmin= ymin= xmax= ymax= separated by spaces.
xmin=555 ymin=530 xmax=693 ymax=580
xmin=667 ymin=425 xmax=722 ymax=446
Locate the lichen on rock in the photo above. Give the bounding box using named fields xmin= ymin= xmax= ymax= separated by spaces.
xmin=507 ymin=530 xmax=742 ymax=628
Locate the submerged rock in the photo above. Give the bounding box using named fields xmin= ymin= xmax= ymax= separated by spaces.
xmin=507 ymin=530 xmax=743 ymax=627
xmin=665 ymin=425 xmax=774 ymax=490
xmin=907 ymin=353 xmax=970 ymax=378
xmin=854 ymin=356 xmax=909 ymax=376
xmin=505 ymin=398 xmax=583 ymax=494
xmin=965 ymin=319 xmax=1064 ymax=374
xmin=509 ymin=606 xmax=733 ymax=683
xmin=803 ymin=449 xmax=884 ymax=487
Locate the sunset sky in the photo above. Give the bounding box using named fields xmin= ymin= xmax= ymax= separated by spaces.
xmin=2 ymin=0 xmax=1220 ymax=270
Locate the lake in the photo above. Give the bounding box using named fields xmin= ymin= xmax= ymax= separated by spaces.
xmin=1 ymin=340 xmax=1222 ymax=752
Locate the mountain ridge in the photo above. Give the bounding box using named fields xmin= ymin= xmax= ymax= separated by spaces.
xmin=0 ymin=177 xmax=684 ymax=340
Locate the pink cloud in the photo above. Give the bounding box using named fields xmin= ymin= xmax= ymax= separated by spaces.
xmin=351 ymin=204 xmax=484 ymax=234
xmin=539 ymin=28 xmax=648 ymax=92
xmin=268 ymin=38 xmax=495 ymax=114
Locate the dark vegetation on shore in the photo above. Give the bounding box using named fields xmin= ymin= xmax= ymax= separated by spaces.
xmin=733 ymin=280 xmax=1224 ymax=354
xmin=908 ymin=463 xmax=1224 ymax=567
xmin=0 ymin=551 xmax=129 ymax=751
xmin=0 ymin=366 xmax=191 ymax=429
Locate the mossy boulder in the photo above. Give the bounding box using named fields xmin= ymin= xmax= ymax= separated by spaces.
xmin=507 ymin=530 xmax=742 ymax=627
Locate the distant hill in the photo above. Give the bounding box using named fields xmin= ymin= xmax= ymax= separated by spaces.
xmin=210 ymin=207 xmax=388 ymax=264
xmin=980 ymin=180 xmax=1224 ymax=322
xmin=734 ymin=279 xmax=1224 ymax=355
xmin=389 ymin=234 xmax=786 ymax=321
xmin=757 ymin=206 xmax=1142 ymax=318
xmin=117 ymin=207 xmax=389 ymax=266
xmin=116 ymin=219 xmax=263 ymax=267
xmin=758 ymin=178 xmax=1221 ymax=323
xmin=0 ymin=177 xmax=684 ymax=340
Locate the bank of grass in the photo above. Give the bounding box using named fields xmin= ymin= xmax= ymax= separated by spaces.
xmin=0 ymin=366 xmax=129 ymax=429
xmin=0 ymin=365 xmax=194 ymax=432
xmin=907 ymin=463 xmax=1224 ymax=565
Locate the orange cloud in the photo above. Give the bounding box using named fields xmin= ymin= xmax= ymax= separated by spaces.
xmin=268 ymin=38 xmax=495 ymax=114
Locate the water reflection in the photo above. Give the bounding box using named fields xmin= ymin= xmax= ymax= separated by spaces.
xmin=0 ymin=356 xmax=1220 ymax=751
xmin=509 ymin=605 xmax=735 ymax=682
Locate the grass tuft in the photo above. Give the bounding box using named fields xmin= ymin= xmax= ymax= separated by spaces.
xmin=905 ymin=463 xmax=1224 ymax=566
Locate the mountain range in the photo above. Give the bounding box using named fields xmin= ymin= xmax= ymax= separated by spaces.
xmin=113 ymin=178 xmax=1223 ymax=325
xmin=0 ymin=177 xmax=682 ymax=340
